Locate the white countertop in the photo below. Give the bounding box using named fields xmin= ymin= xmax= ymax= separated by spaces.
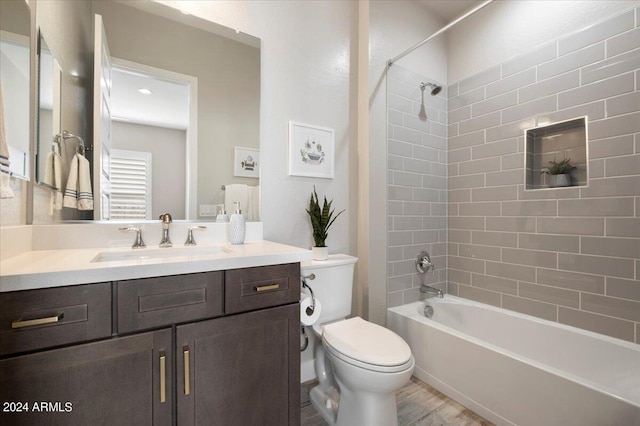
xmin=0 ymin=241 xmax=312 ymax=293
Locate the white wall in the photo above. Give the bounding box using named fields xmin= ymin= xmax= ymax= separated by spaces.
xmin=447 ymin=0 xmax=640 ymax=83
xmin=159 ymin=0 xmax=358 ymax=256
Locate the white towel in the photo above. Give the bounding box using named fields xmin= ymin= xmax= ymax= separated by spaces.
xmin=246 ymin=185 xmax=260 ymax=221
xmin=224 ymin=184 xmax=248 ymax=216
xmin=63 ymin=154 xmax=94 ymax=210
xmin=0 ymin=82 xmax=14 ymax=199
xmin=43 ymin=150 xmax=63 ymax=214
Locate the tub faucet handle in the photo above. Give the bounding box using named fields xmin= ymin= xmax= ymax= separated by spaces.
xmin=416 ymin=251 xmax=435 ymax=274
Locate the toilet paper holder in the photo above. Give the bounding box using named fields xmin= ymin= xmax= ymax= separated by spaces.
xmin=301 ymin=273 xmax=317 ymax=316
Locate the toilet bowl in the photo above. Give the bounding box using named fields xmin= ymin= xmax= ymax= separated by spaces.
xmin=302 ymin=255 xmax=414 ymax=426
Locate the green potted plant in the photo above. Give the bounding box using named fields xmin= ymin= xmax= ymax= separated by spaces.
xmin=306 ymin=187 xmax=344 ymax=260
xmin=540 ymin=158 xmax=576 ymax=188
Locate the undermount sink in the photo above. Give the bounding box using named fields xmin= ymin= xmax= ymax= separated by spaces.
xmin=91 ymin=245 xmax=232 ymax=263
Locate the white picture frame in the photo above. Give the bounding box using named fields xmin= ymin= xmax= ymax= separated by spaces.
xmin=234 ymin=147 xmax=259 ymax=178
xmin=288 ymin=121 xmax=335 ymax=179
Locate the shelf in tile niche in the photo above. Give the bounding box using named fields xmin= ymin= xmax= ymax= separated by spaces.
xmin=525 ymin=116 xmax=588 ymax=190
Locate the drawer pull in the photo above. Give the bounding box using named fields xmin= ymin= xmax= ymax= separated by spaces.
xmin=11 ymin=313 xmax=64 ymax=329
xmin=183 ymin=346 xmax=190 ymax=395
xmin=254 ymin=283 xmax=280 ymax=292
xmin=160 ymin=352 xmax=166 ymax=403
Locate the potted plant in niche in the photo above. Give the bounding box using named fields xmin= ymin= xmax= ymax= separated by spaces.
xmin=541 ymin=158 xmax=576 ymax=188
xmin=306 ymin=186 xmax=344 ymax=261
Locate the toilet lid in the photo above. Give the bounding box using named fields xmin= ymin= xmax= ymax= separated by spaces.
xmin=322 ymin=317 xmax=412 ymax=366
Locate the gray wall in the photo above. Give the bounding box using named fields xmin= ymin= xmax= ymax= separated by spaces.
xmin=387 ymin=65 xmax=448 ymax=307
xmin=111 ymin=121 xmax=186 ymax=220
xmin=447 ymin=6 xmax=640 ymax=343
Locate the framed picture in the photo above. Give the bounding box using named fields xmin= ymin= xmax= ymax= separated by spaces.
xmin=288 ymin=121 xmax=335 ymax=179
xmin=234 ymin=147 xmax=259 ymax=178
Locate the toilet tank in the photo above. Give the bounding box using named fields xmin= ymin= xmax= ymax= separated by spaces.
xmin=301 ymin=254 xmax=357 ymax=324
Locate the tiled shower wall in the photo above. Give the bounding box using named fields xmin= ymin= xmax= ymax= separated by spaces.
xmin=447 ymin=6 xmax=640 ymax=343
xmin=387 ymin=65 xmax=448 ymax=307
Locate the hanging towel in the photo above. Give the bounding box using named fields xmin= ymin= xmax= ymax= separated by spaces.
xmin=246 ymin=185 xmax=260 ymax=221
xmin=63 ymin=154 xmax=94 ymax=210
xmin=224 ymin=184 xmax=248 ymax=216
xmin=0 ymin=82 xmax=14 ymax=199
xmin=44 ymin=150 xmax=63 ymax=214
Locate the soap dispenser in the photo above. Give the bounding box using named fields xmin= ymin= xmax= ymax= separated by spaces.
xmin=229 ymin=201 xmax=245 ymax=245
xmin=216 ymin=205 xmax=229 ymax=223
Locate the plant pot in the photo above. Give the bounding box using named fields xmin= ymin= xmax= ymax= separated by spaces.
xmin=548 ymin=174 xmax=571 ymax=188
xmin=312 ymin=246 xmax=329 ymax=261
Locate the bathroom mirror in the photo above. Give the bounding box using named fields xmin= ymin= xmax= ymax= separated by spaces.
xmin=32 ymin=0 xmax=261 ymax=222
xmin=0 ymin=0 xmax=31 ymax=181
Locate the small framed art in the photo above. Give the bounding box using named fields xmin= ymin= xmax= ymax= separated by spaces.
xmin=288 ymin=121 xmax=335 ymax=179
xmin=234 ymin=147 xmax=259 ymax=178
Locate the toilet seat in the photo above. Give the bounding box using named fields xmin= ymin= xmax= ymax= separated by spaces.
xmin=322 ymin=317 xmax=413 ymax=373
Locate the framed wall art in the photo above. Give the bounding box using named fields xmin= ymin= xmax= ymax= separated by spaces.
xmin=288 ymin=121 xmax=334 ymax=179
xmin=234 ymin=147 xmax=259 ymax=178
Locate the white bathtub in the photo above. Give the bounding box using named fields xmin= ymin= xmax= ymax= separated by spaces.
xmin=387 ymin=296 xmax=640 ymax=426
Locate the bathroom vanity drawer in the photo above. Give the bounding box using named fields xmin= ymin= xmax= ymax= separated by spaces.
xmin=0 ymin=283 xmax=112 ymax=356
xmin=225 ymin=263 xmax=300 ymax=314
xmin=117 ymin=271 xmax=223 ymax=333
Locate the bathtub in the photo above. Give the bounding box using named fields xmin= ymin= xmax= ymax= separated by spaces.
xmin=387 ymin=296 xmax=640 ymax=426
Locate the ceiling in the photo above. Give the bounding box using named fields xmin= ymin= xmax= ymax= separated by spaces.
xmin=418 ymin=0 xmax=479 ymax=22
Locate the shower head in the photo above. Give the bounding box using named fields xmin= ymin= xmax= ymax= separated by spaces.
xmin=420 ymin=82 xmax=442 ymax=96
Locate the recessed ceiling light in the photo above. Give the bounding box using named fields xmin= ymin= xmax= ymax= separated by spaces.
xmin=138 ymin=88 xmax=152 ymax=95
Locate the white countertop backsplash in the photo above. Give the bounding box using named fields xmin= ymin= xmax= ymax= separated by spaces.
xmin=0 ymin=222 xmax=313 ymax=292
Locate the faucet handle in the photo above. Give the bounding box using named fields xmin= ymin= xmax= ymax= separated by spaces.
xmin=416 ymin=251 xmax=435 ymax=274
xmin=119 ymin=226 xmax=146 ymax=249
xmin=185 ymin=226 xmax=207 ymax=246
xmin=159 ymin=213 xmax=173 ymax=224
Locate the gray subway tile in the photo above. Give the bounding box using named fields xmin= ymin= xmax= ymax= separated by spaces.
xmin=387 ymin=291 xmax=404 ymax=309
xmin=487 ymin=69 xmax=536 ymax=98
xmin=538 ymin=42 xmax=605 ymax=81
xmin=389 ymin=140 xmax=413 ymax=157
xmin=607 ymin=91 xmax=640 ymax=117
xmin=472 ymin=185 xmax=518 ymax=201
xmin=559 ymin=73 xmax=634 ymax=110
xmin=607 ymin=277 xmax=640 ymax=302
xmin=581 ymin=236 xmax=640 ymax=259
xmin=403 ymin=201 xmax=430 ymax=216
xmin=582 ymin=48 xmax=640 ymax=84
xmin=537 ymin=217 xmax=604 ymax=235
xmin=486 ymin=119 xmax=535 ymax=143
xmin=388 ymin=109 xmax=404 ymax=125
xmin=458 ymin=285 xmax=501 ymax=307
xmin=403 ymin=158 xmax=429 ymax=174
xmin=458 ymin=157 xmax=501 ymax=175
xmin=558 ymin=253 xmax=634 ymax=278
xmin=414 ymin=229 xmax=442 ymax=244
xmin=459 ymin=66 xmax=501 ymax=94
xmin=608 ymin=27 xmax=640 ymax=57
xmin=472 ymin=91 xmax=518 ymax=117
xmin=449 ymin=189 xmax=471 ymax=203
xmin=558 ymin=307 xmax=635 ymax=342
xmin=582 ymin=292 xmax=640 ymax=322
xmin=519 ymin=233 xmax=579 ymax=253
xmin=393 ymin=126 xmax=422 ymax=144
xmin=394 ymin=216 xmax=423 ymax=231
xmin=502 ymin=43 xmax=557 ymax=77
xmin=449 ymin=106 xmax=471 ymax=124
xmin=519 ymin=282 xmax=579 ymax=308
xmin=558 ymin=197 xmax=635 ymax=216
xmin=449 ymin=86 xmax=485 ymax=110
xmin=502 ymin=295 xmax=558 ymax=321
xmin=518 ymin=185 xmax=580 ymax=200
xmin=536 ymin=268 xmax=604 ymax=294
xmin=448 ymin=83 xmax=458 ymax=99
xmin=590 ymin=159 xmax=605 ymax=178
xmin=472 ymin=230 xmax=518 ymax=247
xmin=449 ymin=131 xmax=485 ymax=150
xmin=388 ymin=231 xmax=412 ymax=246
xmin=536 ymin=100 xmax=605 ymax=124
xmin=485 ymin=169 xmax=523 ymax=187
xmin=520 ymin=71 xmax=580 ymax=104
xmin=559 ymin=10 xmax=634 ymax=56
xmin=448 ymin=229 xmax=471 ymax=244
xmin=459 ymin=244 xmax=501 ymax=261
xmin=388 ymin=93 xmax=413 ymax=114
xmin=448 ymin=216 xmax=485 ymax=231
xmin=449 ymin=256 xmax=485 ymax=274
xmin=459 ymin=202 xmax=501 ymax=216
xmin=580 ymin=175 xmax=640 ymax=197
xmin=394 ymin=171 xmax=423 ymax=187
xmin=449 ymin=123 xmax=459 ymax=138
xmin=449 ymin=147 xmax=472 ymax=163
xmin=502 ymin=153 xmax=523 ymax=170
xmin=388 ymin=275 xmax=413 ymax=292
xmin=472 ymin=273 xmax=517 ymax=295
xmin=486 ymin=261 xmax=536 ymax=282
xmin=459 ymin=111 xmax=501 ymax=135
xmin=502 ymin=96 xmax=557 ymax=124
xmin=388 ymin=201 xmax=403 ymax=215
xmin=388 ymin=185 xmax=413 ymax=201
xmin=449 ymin=268 xmax=471 ymax=285
xmin=605 ymin=218 xmax=640 ymax=237
xmin=413 ymin=145 xmax=439 ymax=162
xmin=486 ymin=216 xmax=536 ymax=232
xmin=472 ymin=139 xmax=519 ymax=159
xmin=404 ymin=113 xmax=430 ymax=133
xmin=502 ymin=248 xmax=557 ymax=268
xmin=605 ymin=154 xmax=640 ymax=177
xmin=589 ymin=135 xmax=634 ymax=158
xmin=449 ymin=174 xmax=485 ymax=190
xmin=388 ymin=155 xmax=404 ymax=171
xmin=502 ymin=200 xmax=557 ymax=216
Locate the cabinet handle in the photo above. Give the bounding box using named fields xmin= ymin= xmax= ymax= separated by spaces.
xmin=159 ymin=352 xmax=166 ymax=403
xmin=11 ymin=313 xmax=64 ymax=329
xmin=254 ymin=283 xmax=280 ymax=292
xmin=183 ymin=346 xmax=190 ymax=396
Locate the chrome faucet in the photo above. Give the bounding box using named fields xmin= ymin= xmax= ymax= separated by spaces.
xmin=184 ymin=225 xmax=207 ymax=246
xmin=159 ymin=213 xmax=173 ymax=247
xmin=416 ymin=251 xmax=435 ymax=274
xmin=420 ymin=285 xmax=444 ymax=298
xmin=119 ymin=226 xmax=146 ymax=249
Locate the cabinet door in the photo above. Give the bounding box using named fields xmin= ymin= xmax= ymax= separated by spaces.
xmin=177 ymin=304 xmax=300 ymax=426
xmin=0 ymin=329 xmax=172 ymax=426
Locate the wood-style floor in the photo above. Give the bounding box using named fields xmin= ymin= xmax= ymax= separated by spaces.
xmin=301 ymin=376 xmax=494 ymax=426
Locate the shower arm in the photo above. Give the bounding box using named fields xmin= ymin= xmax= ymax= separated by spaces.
xmin=387 ymin=0 xmax=494 ymax=67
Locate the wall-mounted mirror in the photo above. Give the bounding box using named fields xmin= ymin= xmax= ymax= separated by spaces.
xmin=0 ymin=0 xmax=31 ymax=181
xmin=32 ymin=0 xmax=261 ymax=223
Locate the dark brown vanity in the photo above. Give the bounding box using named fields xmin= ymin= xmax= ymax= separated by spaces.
xmin=0 ymin=263 xmax=301 ymax=425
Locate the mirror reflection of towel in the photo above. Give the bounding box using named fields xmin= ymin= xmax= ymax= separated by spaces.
xmin=0 ymin=83 xmax=14 ymax=199
xmin=224 ymin=184 xmax=259 ymax=221
xmin=44 ymin=150 xmax=63 ymax=214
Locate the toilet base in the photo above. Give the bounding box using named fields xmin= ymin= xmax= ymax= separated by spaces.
xmin=309 ymin=384 xmax=339 ymax=425
xmin=334 ymin=379 xmax=400 ymax=426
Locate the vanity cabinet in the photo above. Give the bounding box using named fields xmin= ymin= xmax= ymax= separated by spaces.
xmin=0 ymin=262 xmax=301 ymax=426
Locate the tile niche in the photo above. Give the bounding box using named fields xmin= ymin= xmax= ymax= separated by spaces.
xmin=525 ymin=117 xmax=588 ymax=190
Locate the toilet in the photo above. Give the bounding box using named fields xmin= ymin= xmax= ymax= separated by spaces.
xmin=302 ymin=254 xmax=414 ymax=426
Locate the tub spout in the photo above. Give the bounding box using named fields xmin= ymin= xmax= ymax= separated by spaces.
xmin=420 ymin=284 xmax=443 ymax=298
